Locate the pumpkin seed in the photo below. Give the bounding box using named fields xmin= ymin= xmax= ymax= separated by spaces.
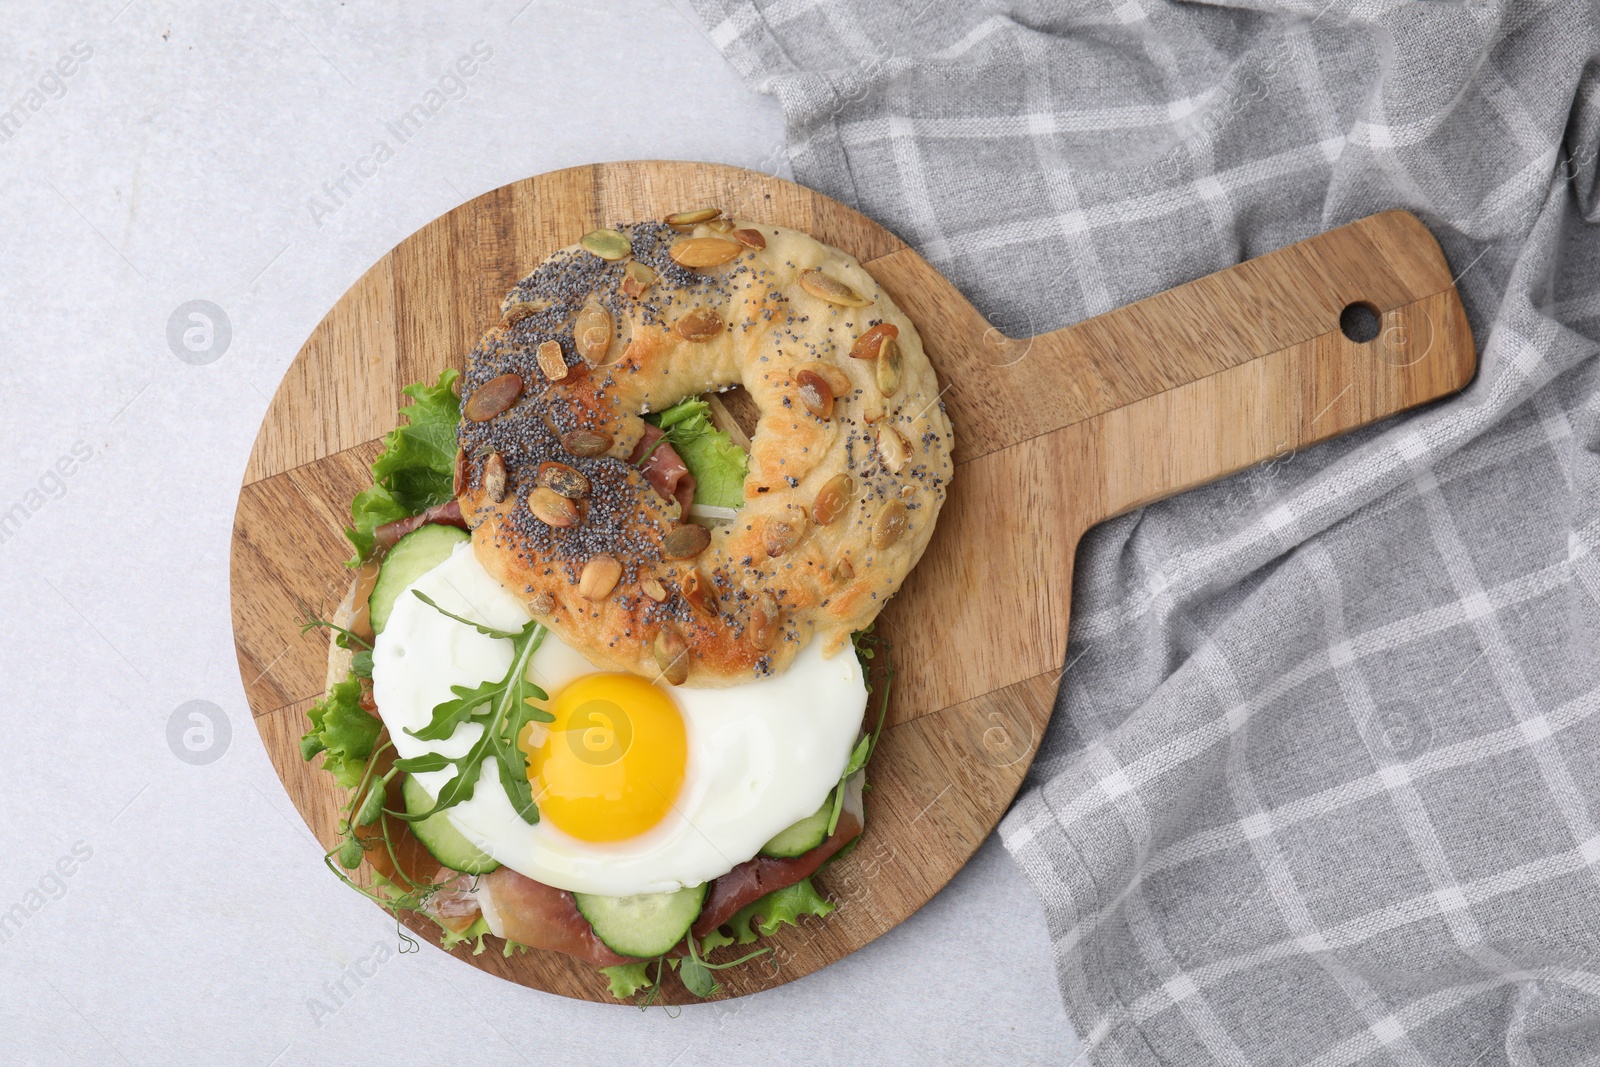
xmin=464 ymin=374 xmax=524 ymax=422
xmin=796 ymin=360 xmax=850 ymax=396
xmin=872 ymin=499 xmax=909 ymax=548
xmin=622 ymin=260 xmax=656 ymax=299
xmin=502 ymin=301 xmax=541 ymax=327
xmin=574 ymin=305 xmax=613 ymax=365
xmin=876 ymin=336 xmax=903 ymax=396
xmin=537 ymin=461 xmax=590 ymax=499
xmin=796 ymin=368 xmax=834 ymax=420
xmin=528 ymin=486 xmax=579 ymax=527
xmin=876 ymin=425 xmax=908 ymax=473
xmin=666 ymin=207 xmax=720 ymax=227
xmin=640 ymin=578 xmax=668 ymax=602
xmin=536 ymin=340 xmax=568 ymax=381
xmin=706 ymin=217 xmax=735 ymax=233
xmin=653 ymin=625 xmax=690 ymax=685
xmin=483 ymin=452 xmax=508 ymax=503
xmin=763 ymin=515 xmax=807 ymax=558
xmin=669 ymin=237 xmax=742 ymax=268
xmin=675 ymin=307 xmax=725 ymax=343
xmin=681 ymin=568 xmax=718 ymax=618
xmin=662 ymin=523 xmax=711 ymax=559
xmin=799 ymin=268 xmax=873 ymax=307
xmin=732 ymin=228 xmax=766 ymax=249
xmin=849 ymin=322 xmax=899 ymax=360
xmin=561 ymin=428 xmax=613 ymax=457
xmin=452 ymin=447 xmax=468 ymax=497
xmin=529 ymin=591 xmax=555 ymax=615
xmin=834 ymin=557 xmax=855 ymax=581
xmin=749 ymin=595 xmax=781 ymax=651
xmin=578 ymin=555 xmax=622 ymax=600
xmin=580 ymin=228 xmax=632 ymax=261
xmin=811 ymin=473 xmax=854 ymax=525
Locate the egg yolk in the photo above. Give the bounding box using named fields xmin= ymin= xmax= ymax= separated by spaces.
xmin=522 ymin=672 xmax=687 ymax=843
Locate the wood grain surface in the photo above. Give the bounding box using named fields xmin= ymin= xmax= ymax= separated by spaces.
xmin=230 ymin=161 xmax=1476 ymax=1003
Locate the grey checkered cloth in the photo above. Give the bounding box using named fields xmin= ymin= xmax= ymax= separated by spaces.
xmin=691 ymin=0 xmax=1600 ymax=1062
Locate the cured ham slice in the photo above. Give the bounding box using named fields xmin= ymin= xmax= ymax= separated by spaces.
xmin=692 ymin=808 xmax=862 ymax=938
xmin=630 ymin=424 xmax=696 ymax=519
xmin=471 ymin=867 xmax=639 ymax=966
xmin=374 ymin=498 xmax=467 ymax=550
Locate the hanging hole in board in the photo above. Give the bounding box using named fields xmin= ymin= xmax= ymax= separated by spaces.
xmin=1339 ymin=301 xmax=1382 ymax=344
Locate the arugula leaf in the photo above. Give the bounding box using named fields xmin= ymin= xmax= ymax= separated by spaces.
xmin=601 ymin=961 xmax=657 ymax=999
xmin=411 ymin=590 xmax=519 ymax=639
xmin=391 ymin=752 xmax=452 ymax=773
xmin=393 ymin=598 xmax=553 ymax=827
xmin=344 ymin=369 xmax=462 ymax=565
xmin=644 ymin=397 xmax=748 ymax=510
xmin=711 ymin=877 xmax=836 ymax=948
xmin=497 ymin=754 xmax=543 ymax=824
xmin=299 ymin=674 xmax=382 ymax=789
xmin=407 ymin=682 xmax=502 ymax=742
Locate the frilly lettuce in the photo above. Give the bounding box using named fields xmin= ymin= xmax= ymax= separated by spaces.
xmin=600 ymin=961 xmax=657 ymax=999
xmin=698 ymin=877 xmax=836 ymax=954
xmin=345 ymin=368 xmax=462 ymax=564
xmin=299 ymin=673 xmax=382 ymax=789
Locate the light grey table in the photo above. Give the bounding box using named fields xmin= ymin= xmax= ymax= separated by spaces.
xmin=0 ymin=1 xmax=1081 ymax=1062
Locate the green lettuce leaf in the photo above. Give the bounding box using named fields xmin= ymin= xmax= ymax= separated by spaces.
xmin=646 ymin=397 xmax=748 ymax=510
xmin=299 ymin=673 xmax=382 ymax=789
xmin=701 ymin=877 xmax=836 ymax=954
xmin=344 ymin=368 xmax=462 ymax=564
xmin=601 ymin=961 xmax=656 ymax=999
xmin=345 ymin=485 xmax=409 ymax=562
xmin=437 ymin=915 xmax=491 ymax=955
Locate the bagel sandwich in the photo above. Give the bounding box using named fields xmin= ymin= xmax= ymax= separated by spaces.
xmin=297 ymin=208 xmax=951 ymax=1002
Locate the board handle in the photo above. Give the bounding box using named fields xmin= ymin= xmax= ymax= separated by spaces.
xmin=1062 ymin=219 xmax=1472 ymax=527
xmin=872 ymin=211 xmax=1476 ymax=718
xmin=870 ymin=210 xmax=1476 ymax=506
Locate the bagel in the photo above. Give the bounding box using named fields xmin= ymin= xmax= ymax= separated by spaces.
xmin=454 ymin=214 xmax=953 ymax=686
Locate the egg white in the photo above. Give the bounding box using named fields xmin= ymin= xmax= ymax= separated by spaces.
xmin=370 ymin=541 xmax=868 ymax=896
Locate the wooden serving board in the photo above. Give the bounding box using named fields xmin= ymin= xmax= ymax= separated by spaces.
xmin=231 ymin=161 xmax=1475 ymax=1004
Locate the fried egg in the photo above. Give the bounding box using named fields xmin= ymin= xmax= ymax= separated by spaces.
xmin=370 ymin=541 xmax=868 ymax=896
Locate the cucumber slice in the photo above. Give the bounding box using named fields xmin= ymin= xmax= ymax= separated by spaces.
xmin=573 ymin=884 xmax=707 ymax=957
xmin=370 ymin=524 xmax=470 ymax=633
xmin=759 ymin=792 xmax=833 ymax=858
xmin=402 ymin=774 xmax=499 ymax=875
